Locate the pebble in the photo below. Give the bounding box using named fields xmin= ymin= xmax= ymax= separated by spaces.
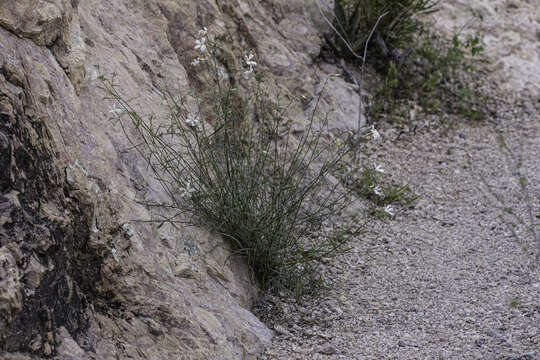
xmin=273 ymin=324 xmax=292 ymax=337
xmin=474 ymin=338 xmax=487 ymax=346
xmin=319 ymin=344 xmax=338 ymax=355
xmin=504 ymin=355 xmax=535 ymax=360
xmin=43 ymin=343 xmax=52 ymax=356
xmin=487 ymin=328 xmax=506 ymax=339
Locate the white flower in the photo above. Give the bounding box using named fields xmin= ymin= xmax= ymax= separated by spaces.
xmin=108 ymin=104 xmax=123 ymax=115
xmin=195 ymin=37 xmax=206 ymax=52
xmin=185 ymin=115 xmax=199 ymax=127
xmin=198 ymin=27 xmax=208 ymax=36
xmin=180 ymin=182 xmax=195 ymax=199
xmin=384 ymin=205 xmax=395 ymax=216
xmin=373 ymin=185 xmax=383 ymax=197
xmin=245 ymin=53 xmax=257 ymax=68
xmin=370 ymin=125 xmax=381 ymax=140
xmin=242 ymin=52 xmax=257 ymax=79
xmin=374 ymin=164 xmax=385 ymax=173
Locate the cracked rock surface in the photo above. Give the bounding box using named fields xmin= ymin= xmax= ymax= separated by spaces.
xmin=0 ymin=0 xmax=361 ymax=358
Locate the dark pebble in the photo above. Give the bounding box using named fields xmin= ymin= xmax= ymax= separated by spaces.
xmin=487 ymin=328 xmax=505 ymax=339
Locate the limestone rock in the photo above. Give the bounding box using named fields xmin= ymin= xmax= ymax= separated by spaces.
xmin=51 ymin=11 xmax=87 ymax=95
xmin=0 ymin=0 xmax=73 ymax=46
xmin=305 ymin=76 xmax=364 ymax=132
xmin=55 ymin=326 xmax=89 ymax=360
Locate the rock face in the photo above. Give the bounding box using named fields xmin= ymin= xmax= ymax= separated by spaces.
xmin=0 ymin=0 xmax=351 ymax=358
xmin=431 ymin=0 xmax=540 ymax=96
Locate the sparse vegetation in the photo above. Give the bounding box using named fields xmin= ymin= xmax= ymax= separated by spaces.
xmin=470 ymin=131 xmax=540 ymax=260
xmin=323 ymin=0 xmax=486 ymax=125
xmin=325 ymin=0 xmax=437 ymax=61
xmin=341 ymin=162 xmax=418 ymax=219
xmin=369 ymin=28 xmax=486 ymax=123
xmin=102 ymin=32 xmax=363 ymax=295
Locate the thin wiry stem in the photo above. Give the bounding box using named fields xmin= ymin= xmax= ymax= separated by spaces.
xmin=101 ymin=36 xmax=362 ymax=293
xmin=315 ymin=0 xmax=387 ymax=135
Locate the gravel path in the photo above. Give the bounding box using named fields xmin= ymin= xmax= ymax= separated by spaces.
xmin=259 ymin=0 xmax=539 ymax=358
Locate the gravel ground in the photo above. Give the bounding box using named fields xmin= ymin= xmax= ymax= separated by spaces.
xmin=258 ymin=0 xmax=539 ymax=359
xmin=258 ymin=95 xmax=539 ymax=360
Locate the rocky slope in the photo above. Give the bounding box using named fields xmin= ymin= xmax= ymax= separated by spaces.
xmin=0 ymin=0 xmax=361 ymax=358
xmin=1 ymin=0 xmax=538 ymax=359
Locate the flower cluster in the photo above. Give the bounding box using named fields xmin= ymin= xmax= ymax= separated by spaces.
xmin=371 ymin=164 xmax=385 ymax=198
xmin=191 ymin=27 xmax=257 ymax=82
xmin=195 ymin=27 xmax=207 ymax=52
xmin=192 ymin=27 xmax=208 ymax=66
xmin=243 ymin=52 xmax=257 ymax=79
